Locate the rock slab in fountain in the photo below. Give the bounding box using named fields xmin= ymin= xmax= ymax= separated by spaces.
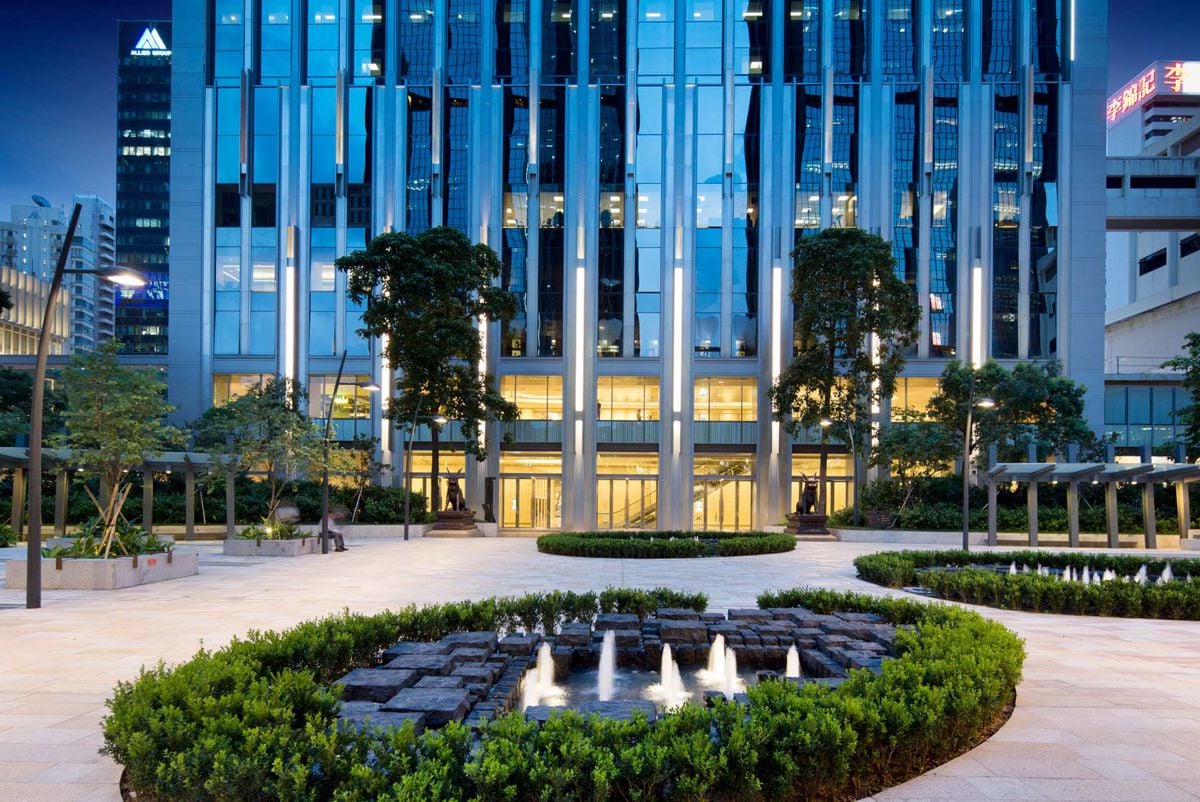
xmin=382 ymin=641 xmax=451 ymax=661
xmin=415 ymin=676 xmax=465 ymax=689
xmin=557 ymin=623 xmax=591 ymax=646
xmin=382 ymin=653 xmax=462 ymax=675
xmin=338 ymin=701 xmax=426 ymax=734
xmin=336 ymin=668 xmax=420 ymax=702
xmin=523 ymin=705 xmax=568 ymax=723
xmin=657 ymin=620 xmax=710 ymax=644
xmin=498 ymin=633 xmax=539 ymax=656
xmin=440 ymin=631 xmax=499 ymax=651
xmin=578 ymin=699 xmax=658 ymax=722
xmin=655 ymin=608 xmax=701 ymax=620
xmin=382 ymin=687 xmax=472 ymax=726
xmin=593 ymin=613 xmax=639 ymax=631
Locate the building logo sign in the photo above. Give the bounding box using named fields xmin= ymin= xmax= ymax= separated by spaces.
xmin=1107 ymin=61 xmax=1200 ymax=127
xmin=130 ymin=27 xmax=171 ymax=57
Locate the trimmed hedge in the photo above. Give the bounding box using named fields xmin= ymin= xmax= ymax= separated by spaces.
xmin=855 ymin=549 xmax=1200 ymax=620
xmin=537 ymin=530 xmax=797 ymax=558
xmin=103 ymin=587 xmax=1022 ymax=802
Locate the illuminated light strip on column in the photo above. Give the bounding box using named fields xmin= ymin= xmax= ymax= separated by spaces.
xmin=971 ymin=263 xmax=985 ymax=368
xmin=1070 ymin=0 xmax=1076 ymax=61
xmin=379 ymin=334 xmax=391 ymax=454
xmin=283 ymin=225 xmax=297 ymax=382
xmin=672 ymin=264 xmax=683 ymax=455
xmin=770 ymin=264 xmax=782 ymax=454
xmin=574 ymin=265 xmax=585 ymax=413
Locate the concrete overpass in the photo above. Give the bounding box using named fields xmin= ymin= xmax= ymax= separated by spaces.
xmin=1106 ymin=157 xmax=1200 ymax=231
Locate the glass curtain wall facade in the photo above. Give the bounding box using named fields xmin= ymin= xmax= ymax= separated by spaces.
xmin=171 ymin=0 xmax=1107 ymax=530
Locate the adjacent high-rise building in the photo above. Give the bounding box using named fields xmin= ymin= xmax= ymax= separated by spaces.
xmin=116 ymin=20 xmax=173 ymax=355
xmin=170 ymin=0 xmax=1108 ymax=531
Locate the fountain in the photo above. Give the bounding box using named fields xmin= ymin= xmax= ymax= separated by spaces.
xmin=1160 ymin=564 xmax=1174 ymax=585
xmin=722 ymin=647 xmax=742 ymax=698
xmin=1008 ymin=562 xmax=1017 ymax=575
xmin=705 ymin=635 xmax=727 ymax=677
xmin=1103 ymin=568 xmax=1116 ymax=582
xmin=598 ymin=630 xmax=616 ymax=702
xmin=785 ymin=645 xmax=801 ymax=678
xmin=1082 ymin=566 xmax=1091 ymax=585
xmin=1134 ymin=565 xmax=1148 ymax=585
xmin=522 ymin=642 xmax=565 ymax=708
xmin=650 ymin=644 xmax=689 ymax=707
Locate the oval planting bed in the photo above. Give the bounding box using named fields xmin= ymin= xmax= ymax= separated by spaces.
xmin=537 ymin=530 xmax=797 ymax=558
xmin=856 ymin=549 xmax=1200 ymax=619
xmin=103 ymin=586 xmax=1022 ymax=801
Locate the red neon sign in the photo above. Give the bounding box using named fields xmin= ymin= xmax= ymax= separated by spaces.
xmin=1107 ymin=68 xmax=1157 ymax=124
xmin=1164 ymin=61 xmax=1185 ymax=93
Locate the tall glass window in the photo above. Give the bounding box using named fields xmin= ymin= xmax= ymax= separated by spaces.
xmin=931 ymin=0 xmax=964 ymax=80
xmin=309 ymin=227 xmax=336 ymax=355
xmin=538 ymin=87 xmax=566 ymax=356
xmin=694 ymin=228 xmax=721 ymax=357
xmin=398 ymin=0 xmax=435 ymax=81
xmin=258 ymin=0 xmax=291 ymax=82
xmin=637 ymin=0 xmax=673 ymax=79
xmin=353 ymin=0 xmax=385 ymax=82
xmin=448 ymin=0 xmax=482 ymax=84
xmin=346 ymin=229 xmax=371 ymax=356
xmin=214 ymin=227 xmax=240 ymax=354
xmin=831 ymin=0 xmax=865 ymax=79
xmin=735 ymin=0 xmax=769 ymax=81
xmin=596 ymin=454 xmax=658 ymax=529
xmin=991 ymin=87 xmax=1020 ymax=357
xmin=501 ymin=88 xmax=529 ymax=356
xmin=982 ymin=0 xmax=1016 ymax=79
xmin=253 ymin=88 xmax=280 ymax=230
xmin=213 ymin=0 xmax=244 ymax=82
xmin=831 ymin=86 xmax=859 ymax=227
xmin=892 ymin=85 xmax=919 ymax=290
xmin=501 ymin=375 xmax=565 ymax=418
xmin=1029 ymin=83 xmax=1059 ymax=357
xmin=694 ymin=86 xmax=722 ymax=357
xmin=685 ymin=0 xmax=721 ymax=81
xmin=634 ymin=230 xmax=661 ymax=357
xmin=496 ymin=0 xmax=530 ymax=80
xmin=307 ymin=0 xmax=339 ymax=84
xmin=784 ymin=1 xmax=819 ymax=81
xmin=880 ymin=0 xmax=915 ymax=78
xmin=215 ymin=87 xmax=241 ymax=228
xmin=597 ymin=87 xmax=626 ymax=357
xmin=444 ymin=88 xmax=471 ymax=232
xmin=311 ymin=88 xmax=337 ymax=226
xmin=542 ymin=0 xmax=578 ymax=80
xmin=590 ymin=0 xmax=625 ymax=80
xmin=406 ymin=90 xmax=433 ymax=233
xmin=929 ymin=86 xmax=959 ymax=356
xmin=635 ymin=87 xmax=663 ymax=228
xmin=347 ymin=87 xmax=374 ymax=228
xmin=794 ymin=86 xmax=821 ymax=232
xmin=249 ymin=227 xmax=277 ymax=354
xmin=1033 ymin=0 xmax=1062 ymax=78
xmin=732 ymin=85 xmax=759 ymax=358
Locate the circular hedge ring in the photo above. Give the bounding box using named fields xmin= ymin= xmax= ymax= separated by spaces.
xmin=537 ymin=530 xmax=797 ymax=558
xmin=855 ymin=549 xmax=1200 ymax=620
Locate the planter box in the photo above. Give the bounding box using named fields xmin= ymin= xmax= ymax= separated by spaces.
xmin=223 ymin=537 xmax=321 ymax=557
xmin=296 ymin=523 xmax=434 ymax=539
xmin=45 ymin=535 xmax=176 ymax=551
xmin=832 ymin=528 xmax=988 ymax=546
xmin=5 ymin=552 xmax=199 ymax=590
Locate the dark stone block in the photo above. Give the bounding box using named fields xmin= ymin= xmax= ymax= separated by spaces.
xmin=608 ymin=629 xmax=642 ymax=648
xmin=578 ymin=700 xmax=657 ymax=722
xmin=703 ymin=690 xmax=727 ymax=707
xmin=835 ymin=611 xmax=884 ymax=624
xmin=439 ymin=631 xmax=499 ymax=652
xmin=336 ymin=668 xmax=420 ymax=702
xmin=699 ymin=612 xmax=727 ymax=623
xmin=552 ymin=645 xmax=573 ymax=677
xmin=498 ymin=633 xmax=539 ymax=657
xmin=594 ymin=613 xmax=640 ymax=631
xmin=382 ymin=653 xmax=461 ymax=675
xmin=617 ymin=647 xmax=646 ymax=668
xmin=756 ymin=670 xmax=780 ymax=682
xmin=657 ymin=620 xmax=709 ymax=645
xmin=524 ymin=705 xmax=569 ymax=723
xmin=673 ymin=644 xmax=696 ymax=665
xmin=727 ymin=608 xmax=772 ymax=623
xmin=415 ymin=675 xmax=465 ymax=689
xmin=800 ymin=648 xmax=846 ymax=679
xmin=754 ymin=624 xmax=790 ymax=637
xmin=382 ymin=641 xmax=451 ymax=662
xmin=338 ymin=701 xmax=426 ymax=735
xmin=381 ymin=687 xmax=472 ymax=726
xmin=556 ymin=623 xmax=592 ymax=647
xmin=655 ymin=608 xmax=700 ymax=620
xmin=449 ymin=647 xmax=491 ymax=665
xmin=453 ymin=664 xmax=498 ymax=689
xmin=768 ymin=608 xmax=817 ymax=624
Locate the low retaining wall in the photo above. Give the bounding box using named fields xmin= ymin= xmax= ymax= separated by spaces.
xmin=832 ymin=528 xmax=988 ymax=546
xmin=223 ymin=537 xmax=321 ymax=557
xmin=296 ymin=523 xmax=436 ymax=539
xmin=45 ymin=534 xmax=177 ymax=551
xmin=5 ymin=552 xmax=199 ymax=590
xmin=833 ymin=527 xmax=1182 ymax=550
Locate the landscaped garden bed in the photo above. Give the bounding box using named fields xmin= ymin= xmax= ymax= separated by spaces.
xmin=537 ymin=530 xmax=797 ymax=558
xmin=856 ymin=549 xmax=1200 ymax=619
xmin=103 ymin=586 xmax=1022 ymax=801
xmin=222 ymin=519 xmax=320 ymax=556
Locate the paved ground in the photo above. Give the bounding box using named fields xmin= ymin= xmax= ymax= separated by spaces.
xmin=1 ymin=538 xmax=1198 ymax=801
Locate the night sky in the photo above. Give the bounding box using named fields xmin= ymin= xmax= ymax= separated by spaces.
xmin=0 ymin=0 xmax=1198 ymax=213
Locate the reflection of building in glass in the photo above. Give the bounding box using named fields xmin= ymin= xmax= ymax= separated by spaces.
xmin=170 ymin=0 xmax=1107 ymax=530
xmin=0 ymin=266 xmax=70 ymax=356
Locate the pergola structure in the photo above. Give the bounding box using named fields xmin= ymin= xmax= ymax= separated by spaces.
xmin=986 ymin=460 xmax=1200 ymax=549
xmin=2 ymin=448 xmax=236 ymax=539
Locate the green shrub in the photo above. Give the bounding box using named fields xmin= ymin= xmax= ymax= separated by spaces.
xmin=537 ymin=530 xmax=797 ymax=559
xmin=41 ymin=518 xmax=172 ymax=559
xmin=854 ymin=549 xmax=1200 ymax=620
xmin=238 ymin=517 xmax=306 ymax=540
xmin=0 ymin=522 xmax=17 ymax=547
xmin=104 ymin=588 xmax=1022 ymax=802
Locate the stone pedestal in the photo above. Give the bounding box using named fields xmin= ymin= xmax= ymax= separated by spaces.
xmin=786 ymin=513 xmax=830 ymax=536
xmin=428 ymin=509 xmax=481 ymax=537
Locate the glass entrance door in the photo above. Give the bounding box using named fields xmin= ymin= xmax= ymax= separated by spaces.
xmin=691 ymin=479 xmax=755 ymax=531
xmin=596 ymin=478 xmax=658 ymax=529
xmin=501 ymin=477 xmax=562 ymax=529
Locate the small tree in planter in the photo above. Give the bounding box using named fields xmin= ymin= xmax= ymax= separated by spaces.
xmin=867 ymin=407 xmax=959 ymax=525
xmin=56 ymin=341 xmax=183 ymax=557
xmin=198 ymin=378 xmax=326 ymax=522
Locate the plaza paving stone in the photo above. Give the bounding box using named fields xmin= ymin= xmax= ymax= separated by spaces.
xmin=1 ymin=538 xmax=1199 ymax=801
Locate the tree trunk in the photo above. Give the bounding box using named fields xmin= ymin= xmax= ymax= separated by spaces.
xmin=431 ymin=423 xmax=441 ymax=513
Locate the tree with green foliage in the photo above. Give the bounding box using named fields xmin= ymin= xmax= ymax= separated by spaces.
xmin=338 ymin=227 xmax=518 ymax=511
xmin=0 ymin=366 xmax=66 ymax=446
xmin=926 ymin=359 xmax=1100 ymax=465
xmin=770 ymin=228 xmax=921 ymax=510
xmin=871 ymin=407 xmax=959 ymax=482
xmin=1162 ymin=332 xmax=1200 ymax=453
xmin=56 ymin=340 xmax=183 ymax=556
xmin=0 ymin=287 xmax=10 ymax=312
xmin=197 ymin=378 xmax=326 ymax=521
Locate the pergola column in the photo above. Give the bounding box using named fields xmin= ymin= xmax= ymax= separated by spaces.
xmin=10 ymin=467 xmax=25 ymax=536
xmin=1178 ymin=481 xmax=1193 ymax=541
xmin=1142 ymin=480 xmax=1157 ymax=549
xmin=1027 ymin=480 xmax=1039 ymax=547
xmin=1066 ymin=480 xmax=1080 ymax=548
xmin=225 ymin=471 xmax=236 ymax=538
xmin=184 ymin=462 xmax=195 ymax=539
xmin=1105 ymin=481 xmax=1119 ymax=548
xmin=54 ymin=469 xmax=68 ymax=536
xmin=143 ymin=468 xmax=155 ymax=534
xmin=987 ymin=479 xmax=998 ymax=546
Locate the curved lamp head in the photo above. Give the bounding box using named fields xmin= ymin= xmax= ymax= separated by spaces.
xmin=819 ymin=417 xmax=833 ymax=428
xmin=976 ymin=397 xmax=996 ymax=409
xmin=358 ymin=381 xmax=382 ymax=393
xmin=99 ymin=267 xmax=148 ymax=288
xmin=432 ymin=415 xmax=449 ymax=425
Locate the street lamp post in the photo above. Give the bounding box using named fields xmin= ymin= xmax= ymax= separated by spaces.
xmin=26 ymin=202 xmax=146 ymax=608
xmin=402 ymin=408 xmax=448 ymax=541
xmin=962 ymin=386 xmax=995 ymax=552
xmin=319 ymin=349 xmax=379 ymax=554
